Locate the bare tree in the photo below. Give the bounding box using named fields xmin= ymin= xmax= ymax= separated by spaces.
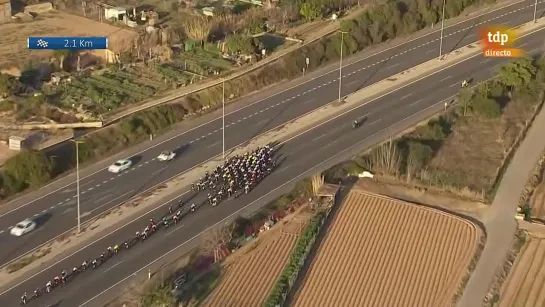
xmin=365 ymin=138 xmax=401 ymax=177
xmin=184 ymin=16 xmax=212 ymax=46
xmin=201 ymin=222 xmax=235 ymax=263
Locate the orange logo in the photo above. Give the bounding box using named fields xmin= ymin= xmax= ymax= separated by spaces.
xmin=479 ymin=25 xmax=524 ymax=57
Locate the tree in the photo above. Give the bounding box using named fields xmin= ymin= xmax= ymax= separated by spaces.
xmin=299 ymin=2 xmax=321 ymax=22
xmin=457 ymin=87 xmax=472 ymax=116
xmin=364 ymin=139 xmax=402 ymax=177
xmin=498 ymin=57 xmax=536 ymax=89
xmin=0 ymin=73 xmax=18 ymax=97
xmin=201 ymin=222 xmax=235 ymax=263
xmin=184 ymin=16 xmax=212 ymax=46
xmin=406 ymin=141 xmax=432 ymax=183
xmin=225 ymin=33 xmax=254 ymax=54
xmin=53 ymin=50 xmax=71 ymax=71
xmin=471 ymin=95 xmax=501 ymax=118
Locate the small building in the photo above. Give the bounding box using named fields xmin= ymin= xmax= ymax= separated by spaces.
xmin=202 ymin=7 xmax=215 ymax=17
xmin=0 ymin=0 xmax=11 ymax=23
xmin=104 ymin=6 xmax=127 ymax=21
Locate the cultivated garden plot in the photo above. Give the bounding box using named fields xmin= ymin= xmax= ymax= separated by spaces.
xmin=291 ymin=191 xmax=480 ymax=307
xmin=499 ymin=235 xmax=545 ymax=307
xmin=200 ymin=210 xmax=313 ymax=307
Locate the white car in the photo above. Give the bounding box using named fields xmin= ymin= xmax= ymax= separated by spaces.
xmin=108 ymin=159 xmax=132 ymax=173
xmin=157 ymin=150 xmax=176 ymax=162
xmin=10 ymin=219 xmax=36 ymax=236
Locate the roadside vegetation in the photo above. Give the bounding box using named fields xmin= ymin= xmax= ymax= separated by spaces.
xmin=325 ymin=55 xmax=545 ymax=203
xmin=107 ymin=178 xmax=313 ymax=307
xmin=0 ymin=0 xmax=501 ymax=201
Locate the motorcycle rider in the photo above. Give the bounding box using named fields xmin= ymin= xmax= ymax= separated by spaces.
xmin=21 ymin=293 xmax=27 ymax=304
xmin=33 ymin=288 xmax=40 ymax=298
xmin=92 ymin=258 xmax=98 ymax=269
xmin=114 ymin=244 xmax=120 ymax=253
xmin=46 ymin=280 xmax=52 ymax=293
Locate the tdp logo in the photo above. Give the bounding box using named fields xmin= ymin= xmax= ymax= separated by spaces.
xmin=479 ymin=25 xmax=523 ymax=58
xmin=487 ymin=31 xmax=509 ymax=46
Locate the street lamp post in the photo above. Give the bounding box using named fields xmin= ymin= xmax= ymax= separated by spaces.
xmin=338 ymin=31 xmax=348 ymax=102
xmin=439 ymin=0 xmax=447 ymax=59
xmin=533 ymin=0 xmax=538 ymax=23
xmin=71 ymin=140 xmax=83 ymax=234
xmin=222 ymin=79 xmax=225 ymax=160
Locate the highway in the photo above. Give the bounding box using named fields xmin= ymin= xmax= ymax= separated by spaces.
xmin=0 ymin=0 xmax=543 ymax=269
xmin=1 ymin=23 xmax=543 ymax=307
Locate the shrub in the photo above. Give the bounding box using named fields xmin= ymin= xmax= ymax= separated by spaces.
xmin=2 ymin=150 xmax=55 ymax=193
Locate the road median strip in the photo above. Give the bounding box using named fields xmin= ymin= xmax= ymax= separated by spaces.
xmin=2 ymin=16 xmax=545 ymax=294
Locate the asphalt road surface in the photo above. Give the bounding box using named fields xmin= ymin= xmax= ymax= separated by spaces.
xmin=0 ymin=0 xmax=543 ymax=269
xmin=1 ymin=24 xmax=543 ymax=307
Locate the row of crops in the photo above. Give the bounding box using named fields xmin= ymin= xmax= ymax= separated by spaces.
xmin=51 ymin=64 xmax=207 ymax=114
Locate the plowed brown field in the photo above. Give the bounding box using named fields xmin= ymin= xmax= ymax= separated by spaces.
xmin=499 ymin=235 xmax=545 ymax=307
xmin=291 ymin=191 xmax=479 ymax=307
xmin=201 ymin=211 xmax=313 ymax=307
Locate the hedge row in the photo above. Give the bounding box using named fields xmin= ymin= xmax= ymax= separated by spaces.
xmin=264 ymin=212 xmax=326 ymax=306
xmin=0 ymin=0 xmax=494 ymax=199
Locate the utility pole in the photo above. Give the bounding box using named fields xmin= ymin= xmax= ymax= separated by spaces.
xmin=338 ymin=31 xmax=348 ymax=102
xmin=533 ymin=0 xmax=538 ymax=23
xmin=222 ymin=79 xmax=225 ymax=160
xmin=439 ymin=0 xmax=447 ymax=59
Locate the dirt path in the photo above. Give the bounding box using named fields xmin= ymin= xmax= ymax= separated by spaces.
xmin=457 ymin=83 xmax=545 ymax=306
xmin=291 ymin=191 xmax=478 ymax=307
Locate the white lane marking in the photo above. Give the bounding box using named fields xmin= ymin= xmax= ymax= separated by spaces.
xmin=93 ymin=193 xmax=113 ymax=204
xmin=207 ymin=141 xmax=221 ymax=148
xmin=102 ymin=261 xmax=123 ymax=274
xmin=165 ymin=225 xmax=185 ymax=236
xmin=368 ymin=119 xmax=381 ymax=125
xmin=0 ymin=230 xmax=4 ymax=234
xmin=440 ymin=76 xmax=452 ymax=82
xmin=302 ymin=98 xmax=316 ymax=104
xmin=324 ymin=140 xmax=338 ymax=149
xmin=2 ymin=0 xmax=531 ymax=220
xmin=401 ymin=93 xmax=413 ymax=100
xmin=386 ymin=63 xmax=400 ymax=69
xmin=312 ymin=133 xmax=328 ymax=141
xmin=409 ymin=99 xmax=423 ymax=107
xmin=151 ymin=167 xmax=166 ymax=177
xmin=426 ymin=48 xmax=437 ymax=54
xmin=81 ymin=189 xmax=135 ymax=217
xmin=79 ymin=180 xmax=95 ymax=188
xmin=345 ymin=79 xmax=360 ymax=87
xmin=449 ymin=82 xmax=459 ymax=88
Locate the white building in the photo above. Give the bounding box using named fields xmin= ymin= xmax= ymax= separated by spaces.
xmin=104 ymin=6 xmax=127 ymax=21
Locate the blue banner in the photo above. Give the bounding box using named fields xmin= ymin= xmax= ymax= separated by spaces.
xmin=27 ymin=37 xmax=108 ymax=50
